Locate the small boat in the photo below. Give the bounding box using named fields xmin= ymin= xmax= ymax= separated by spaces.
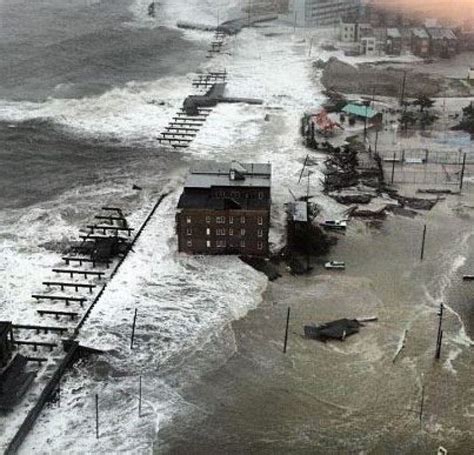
xmin=325 ymin=261 xmax=345 ymax=270
xmin=320 ymin=220 xmax=347 ymax=230
xmin=463 ymin=275 xmax=474 ymax=281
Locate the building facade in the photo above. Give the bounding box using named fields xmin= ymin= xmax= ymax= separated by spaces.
xmin=411 ymin=28 xmax=430 ymax=57
xmin=176 ymin=162 xmax=271 ymax=257
xmin=287 ymin=0 xmax=361 ymax=27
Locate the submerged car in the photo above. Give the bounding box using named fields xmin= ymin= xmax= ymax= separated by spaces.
xmin=320 ymin=220 xmax=347 ymax=230
xmin=324 ymin=261 xmax=346 ymax=270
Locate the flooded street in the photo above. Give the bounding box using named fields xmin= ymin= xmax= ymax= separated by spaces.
xmin=157 ymin=187 xmax=474 ymax=454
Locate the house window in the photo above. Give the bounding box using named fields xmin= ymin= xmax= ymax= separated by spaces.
xmin=229 ymin=228 xmax=234 ymax=236
xmin=229 ymin=216 xmax=233 ymax=224
xmin=186 ymin=228 xmax=192 ymax=236
xmin=206 ymin=228 xmax=210 ymax=236
xmin=216 ymin=216 xmax=226 ymax=224
xmin=206 ymin=240 xmax=211 ymax=248
xmin=240 ymin=216 xmax=246 ymax=224
xmin=257 ymin=216 xmax=263 ymax=225
xmin=240 ymin=229 xmax=246 ymax=237
xmin=240 ymin=240 xmax=246 ymax=248
xmin=257 ymin=229 xmax=263 ymax=238
xmin=186 ymin=216 xmax=191 ymax=224
xmin=206 ymin=216 xmax=211 ymax=223
xmin=257 ymin=241 xmax=263 ymax=250
xmin=187 ymin=240 xmax=192 ymax=247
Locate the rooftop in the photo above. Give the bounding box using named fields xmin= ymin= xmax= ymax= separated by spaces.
xmin=387 ymin=28 xmax=401 ymax=39
xmin=426 ymin=27 xmax=457 ymax=40
xmin=185 ymin=161 xmax=272 ymax=189
xmin=411 ymin=28 xmax=429 ymax=39
xmin=342 ymin=103 xmax=379 ymax=119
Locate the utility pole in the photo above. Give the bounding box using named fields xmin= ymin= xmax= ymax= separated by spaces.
xmin=130 ymin=308 xmax=138 ymax=350
xmin=459 ymin=152 xmax=467 ymax=191
xmin=95 ymin=394 xmax=100 ymax=439
xmin=419 ymin=379 xmax=425 ymax=430
xmin=420 ymin=225 xmax=427 ymax=261
xmin=138 ymin=375 xmax=142 ymax=417
xmin=374 ymin=129 xmax=379 ymax=155
xmin=391 ymin=152 xmax=396 ymax=184
xmin=435 ymin=303 xmax=444 ymax=359
xmin=399 ymin=70 xmax=407 ymax=106
xmin=283 ymin=307 xmax=291 ymax=354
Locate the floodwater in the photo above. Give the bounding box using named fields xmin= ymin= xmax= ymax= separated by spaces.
xmin=156 ymin=185 xmax=474 ymax=453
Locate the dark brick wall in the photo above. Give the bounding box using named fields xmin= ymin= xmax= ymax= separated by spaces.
xmin=177 ymin=208 xmax=270 ymax=256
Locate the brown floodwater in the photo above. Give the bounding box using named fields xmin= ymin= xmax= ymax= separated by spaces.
xmin=155 ymin=186 xmax=474 ymax=454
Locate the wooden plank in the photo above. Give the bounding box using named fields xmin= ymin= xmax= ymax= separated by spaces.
xmin=79 ymin=234 xmax=129 ymax=242
xmin=13 ymin=340 xmax=58 ymax=351
xmin=43 ymin=281 xmax=96 ymax=293
xmin=165 ymin=126 xmax=200 ymax=131
xmin=32 ymin=295 xmax=87 ymax=307
xmin=161 ymin=132 xmax=196 ymax=138
xmin=86 ymin=225 xmax=134 ymax=233
xmin=24 ymin=357 xmax=48 ymax=364
xmin=157 ymin=137 xmax=192 ymax=143
xmin=62 ymin=257 xmax=111 ymax=267
xmin=101 ymin=207 xmax=123 ymax=212
xmin=52 ymin=269 xmax=105 ymax=279
xmin=12 ymin=324 xmax=69 ymax=334
xmin=94 ymin=215 xmax=127 ymax=222
xmin=172 ymin=117 xmax=205 ymax=123
xmin=37 ymin=309 xmax=78 ymax=320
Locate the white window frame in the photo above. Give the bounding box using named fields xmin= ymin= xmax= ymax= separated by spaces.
xmin=240 ymin=229 xmax=246 ymax=237
xmin=257 ymin=216 xmax=263 ymax=225
xmin=257 ymin=229 xmax=263 ymax=238
xmin=257 ymin=241 xmax=263 ymax=250
xmin=187 ymin=239 xmax=192 ymax=247
xmin=240 ymin=240 xmax=246 ymax=248
xmin=186 ymin=228 xmax=192 ymax=236
xmin=186 ymin=216 xmax=191 ymax=224
xmin=240 ymin=216 xmax=246 ymax=224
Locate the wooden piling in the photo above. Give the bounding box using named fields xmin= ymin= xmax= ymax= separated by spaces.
xmin=283 ymin=307 xmax=291 ymax=354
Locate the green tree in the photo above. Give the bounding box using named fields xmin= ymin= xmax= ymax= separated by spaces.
xmin=413 ymin=95 xmax=435 ymax=112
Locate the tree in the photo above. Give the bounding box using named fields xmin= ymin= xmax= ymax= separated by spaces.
xmin=413 ymin=95 xmax=435 ymax=112
xmin=400 ymin=111 xmax=417 ymax=130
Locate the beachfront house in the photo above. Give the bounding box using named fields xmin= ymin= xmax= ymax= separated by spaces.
xmin=342 ymin=103 xmax=382 ymax=126
xmin=427 ymin=28 xmax=459 ymax=58
xmin=411 ymin=28 xmax=430 ymax=58
xmin=176 ymin=161 xmax=272 ymax=256
xmin=386 ymin=28 xmax=402 ymax=55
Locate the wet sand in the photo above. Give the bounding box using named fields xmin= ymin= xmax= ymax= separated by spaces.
xmin=156 ymin=189 xmax=474 ymax=454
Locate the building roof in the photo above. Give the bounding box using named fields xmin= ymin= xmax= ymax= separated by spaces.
xmin=185 ymin=161 xmax=271 ymax=189
xmin=426 ymin=27 xmax=458 ymax=40
xmin=288 ymin=201 xmax=308 ymax=223
xmin=411 ymin=28 xmax=429 ymax=39
xmin=387 ymin=28 xmax=401 ymax=39
xmin=342 ymin=103 xmax=379 ymax=119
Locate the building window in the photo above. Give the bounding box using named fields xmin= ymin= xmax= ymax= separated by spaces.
xmin=257 ymin=241 xmax=263 ymax=250
xmin=206 ymin=240 xmax=211 ymax=248
xmin=187 ymin=240 xmax=192 ymax=247
xmin=258 ymin=192 xmax=263 ymax=199
xmin=240 ymin=216 xmax=246 ymax=224
xmin=216 ymin=228 xmax=225 ymax=236
xmin=229 ymin=216 xmax=233 ymax=224
xmin=257 ymin=229 xmax=263 ymax=238
xmin=229 ymin=228 xmax=234 ymax=236
xmin=206 ymin=216 xmax=211 ymax=224
xmin=240 ymin=229 xmax=246 ymax=237
xmin=206 ymin=228 xmax=210 ymax=236
xmin=216 ymin=216 xmax=226 ymax=224
xmin=240 ymin=240 xmax=246 ymax=248
xmin=257 ymin=216 xmax=263 ymax=225
xmin=217 ymin=240 xmax=226 ymax=248
xmin=186 ymin=228 xmax=192 ymax=236
xmin=186 ymin=216 xmax=191 ymax=224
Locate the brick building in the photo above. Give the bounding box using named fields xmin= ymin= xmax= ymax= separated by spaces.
xmin=176 ymin=161 xmax=272 ymax=256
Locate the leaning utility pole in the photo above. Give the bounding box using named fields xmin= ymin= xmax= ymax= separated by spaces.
xmin=435 ymin=303 xmax=444 ymax=360
xmin=399 ymin=70 xmax=407 ymax=106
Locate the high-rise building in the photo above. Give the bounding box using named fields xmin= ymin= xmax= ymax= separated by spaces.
xmin=286 ymin=0 xmax=361 ymax=27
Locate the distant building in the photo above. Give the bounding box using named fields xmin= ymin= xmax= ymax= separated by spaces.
xmin=386 ymin=28 xmax=402 ymax=55
xmin=340 ymin=18 xmax=358 ymax=42
xmin=286 ymin=0 xmax=361 ymax=27
xmin=411 ymin=28 xmax=430 ymax=57
xmin=426 ymin=28 xmax=459 ymax=58
xmin=342 ymin=103 xmax=382 ymax=125
xmin=176 ymin=161 xmax=271 ymax=256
